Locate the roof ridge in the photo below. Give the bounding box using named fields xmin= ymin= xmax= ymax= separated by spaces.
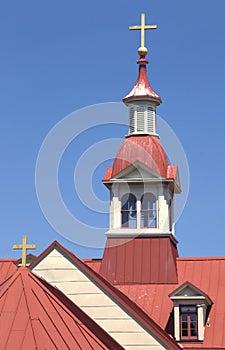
xmin=177 ymin=256 xmax=225 ymax=261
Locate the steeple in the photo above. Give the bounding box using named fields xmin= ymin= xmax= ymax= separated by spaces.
xmin=100 ymin=14 xmax=181 ymax=284
xmin=123 ymin=13 xmax=161 ymax=137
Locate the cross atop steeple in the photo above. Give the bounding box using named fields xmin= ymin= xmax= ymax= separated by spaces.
xmin=13 ymin=235 xmax=36 ymax=266
xmin=129 ymin=13 xmax=157 ymax=57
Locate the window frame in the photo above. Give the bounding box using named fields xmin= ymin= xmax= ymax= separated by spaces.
xmin=180 ymin=305 xmax=198 ymax=341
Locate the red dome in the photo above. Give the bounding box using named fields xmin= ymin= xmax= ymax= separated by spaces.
xmin=112 ymin=135 xmax=168 ymax=178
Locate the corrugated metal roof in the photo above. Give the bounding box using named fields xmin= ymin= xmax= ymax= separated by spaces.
xmin=82 ymin=258 xmax=101 ymax=273
xmin=0 ymin=266 xmax=123 ymax=350
xmin=100 ymin=237 xmax=178 ymax=284
xmin=115 ymin=257 xmax=225 ymax=349
xmin=0 ymin=260 xmax=18 ymax=285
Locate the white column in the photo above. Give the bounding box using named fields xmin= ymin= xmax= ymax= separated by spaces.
xmin=197 ymin=304 xmax=206 ymax=341
xmin=174 ymin=303 xmax=180 ymax=340
xmin=136 ymin=200 xmax=141 ymax=229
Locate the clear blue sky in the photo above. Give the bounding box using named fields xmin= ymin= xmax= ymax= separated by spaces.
xmin=0 ymin=1 xmax=224 ymax=259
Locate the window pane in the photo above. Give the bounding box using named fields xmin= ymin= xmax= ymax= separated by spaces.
xmin=141 ymin=193 xmax=156 ymax=228
xmin=181 ymin=315 xmax=187 ymax=322
xmin=129 ymin=195 xmax=136 ymax=211
xmin=190 ymin=314 xmax=197 ymax=322
xmin=122 ymin=212 xmax=128 ymax=227
xmin=182 ymin=329 xmax=188 ymax=336
xmin=191 ymin=328 xmax=197 ymax=336
xmin=122 ymin=195 xmax=128 ymax=210
xmin=121 ymin=194 xmax=137 ymax=228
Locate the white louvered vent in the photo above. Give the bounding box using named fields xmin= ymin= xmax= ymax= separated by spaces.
xmin=147 ymin=106 xmax=155 ymax=134
xmin=137 ymin=106 xmax=145 ymax=132
xmin=129 ymin=107 xmax=135 ymax=134
xmin=128 ymin=105 xmax=157 ymax=136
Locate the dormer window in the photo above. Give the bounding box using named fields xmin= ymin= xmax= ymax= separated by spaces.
xmin=169 ymin=282 xmax=213 ymax=342
xmin=121 ymin=194 xmax=137 ymax=228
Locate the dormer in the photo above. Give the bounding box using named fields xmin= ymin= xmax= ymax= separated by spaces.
xmin=169 ymin=281 xmax=213 ymax=342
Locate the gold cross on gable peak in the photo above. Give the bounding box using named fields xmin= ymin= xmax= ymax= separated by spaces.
xmin=13 ymin=235 xmax=36 ymax=267
xmin=129 ymin=13 xmax=157 ymax=57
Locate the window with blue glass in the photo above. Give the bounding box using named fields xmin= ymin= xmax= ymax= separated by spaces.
xmin=141 ymin=193 xmax=157 ymax=228
xmin=121 ymin=194 xmax=137 ymax=228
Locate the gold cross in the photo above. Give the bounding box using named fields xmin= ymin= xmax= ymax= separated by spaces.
xmin=129 ymin=13 xmax=157 ymax=57
xmin=13 ymin=235 xmax=36 ymax=266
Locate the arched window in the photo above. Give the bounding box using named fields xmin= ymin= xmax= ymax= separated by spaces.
xmin=141 ymin=193 xmax=157 ymax=228
xmin=121 ymin=194 xmax=137 ymax=228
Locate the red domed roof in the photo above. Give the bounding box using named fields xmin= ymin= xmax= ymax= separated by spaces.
xmin=111 ymin=135 xmax=168 ymax=178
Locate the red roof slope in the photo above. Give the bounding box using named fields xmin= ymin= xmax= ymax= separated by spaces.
xmin=115 ymin=257 xmax=225 ymax=349
xmin=0 ymin=260 xmax=18 ymax=285
xmin=0 ymin=266 xmax=123 ymax=350
xmin=82 ymin=258 xmax=101 ymax=273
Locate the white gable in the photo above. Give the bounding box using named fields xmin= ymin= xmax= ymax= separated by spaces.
xmin=170 ymin=281 xmax=212 ymax=303
xmin=113 ymin=161 xmax=164 ymax=181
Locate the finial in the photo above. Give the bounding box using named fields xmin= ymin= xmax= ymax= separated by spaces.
xmin=13 ymin=235 xmax=36 ymax=266
xmin=129 ymin=13 xmax=157 ymax=58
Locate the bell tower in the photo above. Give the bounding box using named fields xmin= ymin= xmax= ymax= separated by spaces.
xmin=100 ymin=14 xmax=181 ymax=284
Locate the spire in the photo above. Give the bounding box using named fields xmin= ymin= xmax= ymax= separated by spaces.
xmin=123 ymin=13 xmax=161 ymax=105
xmin=122 ymin=58 xmax=161 ymax=105
xmin=123 ymin=13 xmax=161 ymax=136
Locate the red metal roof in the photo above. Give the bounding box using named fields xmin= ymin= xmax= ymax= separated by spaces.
xmin=100 ymin=237 xmax=178 ymax=284
xmin=30 ymin=241 xmax=181 ymax=350
xmin=167 ymin=165 xmax=178 ymax=179
xmin=0 ymin=260 xmax=18 ymax=285
xmin=111 ymin=135 xmax=169 ymax=178
xmin=29 ymin=241 xmax=225 ymax=348
xmin=114 ymin=257 xmax=225 ymax=349
xmin=0 ymin=266 xmax=123 ymax=350
xmin=82 ymin=258 xmax=101 ymax=273
xmin=123 ymin=58 xmax=162 ymax=105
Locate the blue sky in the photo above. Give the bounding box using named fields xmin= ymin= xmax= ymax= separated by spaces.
xmin=0 ymin=1 xmax=225 ymax=259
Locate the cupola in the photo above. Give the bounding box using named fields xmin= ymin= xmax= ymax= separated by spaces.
xmin=100 ymin=13 xmax=181 ymax=284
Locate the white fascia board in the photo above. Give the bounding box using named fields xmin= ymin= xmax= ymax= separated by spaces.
xmin=105 ymin=230 xmax=178 ymax=244
xmin=103 ymin=178 xmax=172 ymax=185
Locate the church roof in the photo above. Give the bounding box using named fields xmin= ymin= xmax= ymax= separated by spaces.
xmin=0 ymin=259 xmax=18 ymax=285
xmin=30 ymin=240 xmax=181 ymax=350
xmin=114 ymin=256 xmax=225 ymax=349
xmin=0 ymin=265 xmax=123 ymax=350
